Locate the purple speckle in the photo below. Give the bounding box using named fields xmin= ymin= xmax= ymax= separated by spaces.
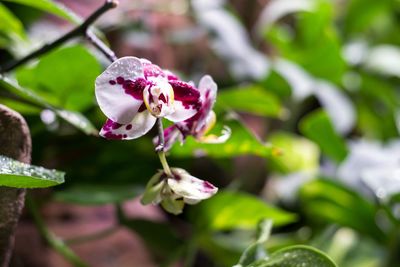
xmin=102 ymin=119 xmax=123 ymax=131
xmin=103 ymin=131 xmax=124 ymax=140
xmin=159 ymin=93 xmax=167 ymax=103
xmin=170 ymin=81 xmax=200 ymax=103
xmin=138 ymin=102 xmax=147 ymax=112
xmin=203 ymin=181 xmax=215 ymax=192
xmin=116 ymin=76 xmax=125 ymax=84
xmin=123 ymin=78 xmax=147 ymax=100
xmin=125 ymin=124 xmax=132 ymax=130
xmin=109 ymin=80 xmax=116 ymax=85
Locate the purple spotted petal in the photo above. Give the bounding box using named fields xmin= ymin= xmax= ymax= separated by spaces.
xmin=167 ymin=168 xmax=218 ymax=202
xmin=198 ymin=75 xmax=217 ymax=100
xmin=165 ymin=100 xmax=198 ymax=122
xmin=95 ymin=57 xmax=146 ymax=124
xmin=99 ymin=110 xmax=157 ymax=140
xmin=166 ymin=80 xmax=201 ymax=122
xmin=169 ymin=80 xmax=201 ymax=108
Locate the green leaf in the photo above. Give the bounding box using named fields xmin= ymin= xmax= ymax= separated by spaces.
xmin=265 ymin=0 xmax=346 ymax=83
xmin=246 ymin=245 xmax=337 ymax=267
xmin=217 ymin=86 xmax=284 ymax=118
xmin=343 ymin=0 xmax=392 ymax=36
xmin=0 ymin=155 xmax=64 ymax=188
xmin=170 ymin=115 xmax=277 ymax=158
xmin=16 ymin=45 xmax=101 ymax=111
xmin=191 ymin=190 xmax=296 ymax=231
xmin=0 ymin=76 xmax=98 ymax=135
xmin=300 ymin=179 xmax=386 ymax=243
xmin=0 ymin=3 xmax=25 ymax=40
xmin=299 ymin=110 xmax=348 ymax=163
xmin=237 ymin=220 xmax=273 ymax=266
xmin=54 ymin=184 xmax=143 ymax=205
xmin=268 ymin=132 xmax=320 ymax=174
xmin=2 ymin=0 xmax=80 ymax=23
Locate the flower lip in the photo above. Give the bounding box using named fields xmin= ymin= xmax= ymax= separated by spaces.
xmin=143 ymin=77 xmax=175 ymax=117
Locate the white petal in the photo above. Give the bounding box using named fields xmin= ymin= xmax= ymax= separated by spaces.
xmin=100 ymin=110 xmax=156 ymax=140
xmin=167 ymin=168 xmax=218 ymax=201
xmin=95 ymin=57 xmax=144 ymax=124
xmin=199 ymin=75 xmax=217 ymax=100
xmin=200 ymin=126 xmax=231 ymax=144
xmin=314 ymin=81 xmax=355 ymax=134
xmin=165 ymin=100 xmax=198 ymax=122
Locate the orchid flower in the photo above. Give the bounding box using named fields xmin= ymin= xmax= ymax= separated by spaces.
xmin=95 ymin=57 xmax=201 ymax=140
xmin=156 ymin=75 xmax=231 ymax=150
xmin=141 ymin=168 xmax=218 ymax=214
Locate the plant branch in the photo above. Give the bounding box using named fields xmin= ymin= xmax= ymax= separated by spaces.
xmin=0 ymin=0 xmax=118 ymax=73
xmin=86 ymin=31 xmax=118 ymax=62
xmin=156 ymin=118 xmax=165 ymax=152
xmin=155 ymin=118 xmax=173 ymax=176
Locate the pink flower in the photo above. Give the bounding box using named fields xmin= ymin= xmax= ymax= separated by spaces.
xmin=158 ymin=75 xmax=231 ymax=150
xmin=95 ymin=57 xmax=201 ymax=140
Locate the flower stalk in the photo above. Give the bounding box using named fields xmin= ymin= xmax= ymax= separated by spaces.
xmin=156 ymin=118 xmax=173 ymax=176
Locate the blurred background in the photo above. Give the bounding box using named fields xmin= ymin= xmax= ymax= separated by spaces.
xmin=1 ymin=0 xmax=400 ymax=266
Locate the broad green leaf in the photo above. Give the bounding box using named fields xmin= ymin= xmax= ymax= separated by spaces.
xmin=17 ymin=45 xmax=101 ymax=111
xmin=217 ymin=86 xmax=284 ymax=118
xmin=0 ymin=3 xmax=25 ymax=40
xmin=191 ymin=190 xmax=296 ymax=231
xmin=236 ymin=220 xmax=273 ymax=266
xmin=54 ymin=184 xmax=142 ymax=205
xmin=2 ymin=0 xmax=80 ymax=23
xmin=343 ymin=0 xmax=392 ymax=36
xmin=246 ymin=245 xmax=337 ymax=267
xmin=300 ymin=110 xmax=348 ymax=162
xmin=268 ymin=132 xmax=319 ymax=174
xmin=265 ymin=0 xmax=346 ymax=83
xmin=0 ymin=155 xmax=64 ymax=188
xmin=170 ymin=115 xmax=277 ymax=158
xmin=300 ymin=179 xmax=386 ymax=243
xmin=0 ymin=76 xmax=98 ymax=135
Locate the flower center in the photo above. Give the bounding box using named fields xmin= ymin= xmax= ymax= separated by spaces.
xmin=143 ymin=78 xmax=175 ymax=117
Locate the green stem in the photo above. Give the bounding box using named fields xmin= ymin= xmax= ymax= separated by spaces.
xmin=27 ymin=196 xmax=89 ymax=267
xmin=155 ymin=118 xmax=172 ymax=176
xmin=158 ymin=151 xmax=172 ymax=176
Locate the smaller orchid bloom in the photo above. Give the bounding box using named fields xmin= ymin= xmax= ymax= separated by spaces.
xmin=95 ymin=57 xmax=201 ymax=140
xmin=141 ymin=168 xmax=218 ymax=214
xmin=156 ymin=75 xmax=231 ymax=150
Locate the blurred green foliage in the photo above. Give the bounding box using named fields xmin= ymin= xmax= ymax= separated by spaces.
xmin=1 ymin=0 xmax=400 ymax=266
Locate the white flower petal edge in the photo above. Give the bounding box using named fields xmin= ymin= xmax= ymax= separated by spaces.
xmin=200 ymin=126 xmax=232 ymax=144
xmin=167 ymin=168 xmax=218 ymax=201
xmin=100 ymin=110 xmax=157 ymax=140
xmin=95 ymin=57 xmax=144 ymax=124
xmin=199 ymin=75 xmax=217 ymax=101
xmin=165 ymin=100 xmax=198 ymax=122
